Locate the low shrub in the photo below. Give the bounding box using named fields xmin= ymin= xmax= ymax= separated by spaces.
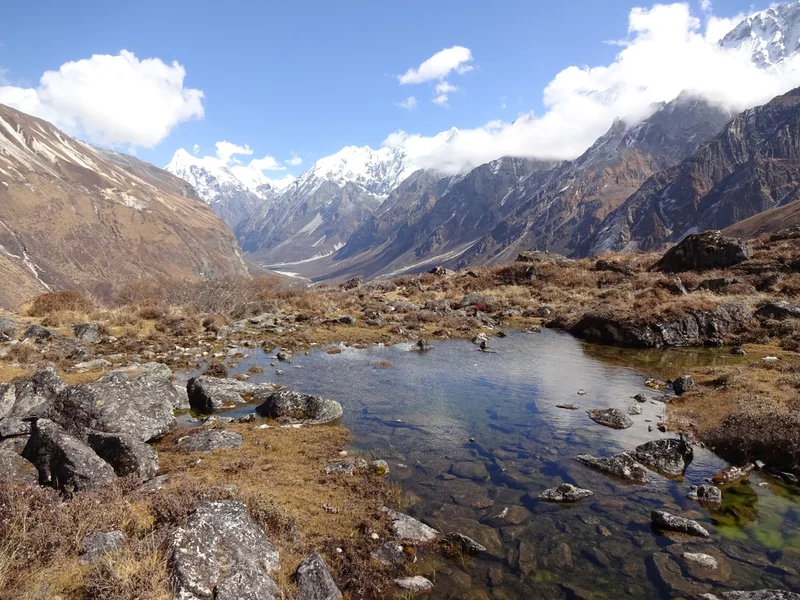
xmin=26 ymin=290 xmax=94 ymax=316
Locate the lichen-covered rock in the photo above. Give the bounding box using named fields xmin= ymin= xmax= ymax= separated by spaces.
xmin=0 ymin=444 xmax=38 ymax=485
xmin=633 ymin=438 xmax=693 ymax=477
xmin=587 ymin=408 xmax=633 ymax=429
xmin=178 ymin=429 xmax=243 ymax=452
xmin=73 ymin=323 xmax=101 ymax=343
xmin=0 ymin=316 xmax=18 ymax=340
xmin=186 ymin=376 xmax=266 ymax=413
xmin=574 ymin=453 xmax=649 ymax=483
xmin=256 ymin=389 xmax=343 ymax=424
xmin=22 ymin=419 xmax=117 ymax=492
xmin=371 ymin=542 xmax=409 ymax=566
xmin=171 ymin=500 xmax=280 ymax=600
xmin=754 ymin=301 xmax=800 ymax=321
xmin=295 ymin=552 xmax=342 ymax=600
xmin=539 ymin=483 xmax=594 ymax=502
xmin=323 ymin=460 xmax=355 ymax=475
xmin=395 ymin=576 xmax=433 ymax=592
xmin=673 ymin=374 xmax=695 ymax=395
xmin=0 ymin=367 xmax=66 ymax=421
xmin=687 ymin=484 xmax=723 ymax=504
xmin=52 ymin=370 xmax=179 ymax=442
xmin=654 ymin=231 xmax=751 ymax=272
xmin=683 ymin=552 xmax=718 ymax=570
xmin=722 ymin=592 xmax=800 ymax=599
xmin=22 ymin=324 xmax=55 ymax=343
xmin=651 ymin=509 xmax=710 ymax=537
xmin=81 ymin=531 xmax=125 ymax=564
xmin=87 ymin=431 xmax=158 ymax=480
xmin=381 ymin=507 xmax=439 ymax=542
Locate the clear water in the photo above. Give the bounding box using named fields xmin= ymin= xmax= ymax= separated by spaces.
xmin=188 ymin=331 xmax=800 ymax=598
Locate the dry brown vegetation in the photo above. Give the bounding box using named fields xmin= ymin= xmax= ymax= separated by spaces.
xmin=0 ymin=425 xmax=406 ymax=600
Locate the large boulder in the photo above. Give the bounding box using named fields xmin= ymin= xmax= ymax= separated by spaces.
xmin=256 ymin=390 xmax=343 ymax=424
xmin=295 ymin=552 xmax=342 ymax=600
xmin=51 ymin=370 xmax=179 ymax=442
xmin=654 ymin=231 xmax=751 ymax=272
xmin=632 ymin=438 xmax=693 ymax=477
xmin=186 ymin=376 xmax=268 ymax=413
xmin=574 ymin=453 xmax=649 ymax=483
xmin=0 ymin=367 xmax=66 ymax=421
xmin=754 ymin=301 xmax=800 ymax=321
xmin=0 ymin=444 xmax=38 ymax=485
xmin=22 ymin=419 xmax=117 ymax=492
xmin=171 ymin=500 xmax=280 ymax=599
xmin=587 ymin=408 xmax=633 ymax=429
xmin=87 ymin=431 xmax=158 ymax=480
xmin=651 ymin=510 xmax=710 ymax=537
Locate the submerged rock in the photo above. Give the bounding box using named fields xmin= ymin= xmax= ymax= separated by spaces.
xmin=256 ymin=389 xmax=343 ymax=424
xmin=683 ymin=552 xmax=718 ymax=570
xmin=87 ymin=431 xmax=158 ymax=480
xmin=632 ymin=438 xmax=693 ymax=477
xmin=171 ymin=500 xmax=280 ymax=600
xmin=539 ymin=483 xmax=594 ymax=502
xmin=394 ymin=576 xmax=433 ymax=592
xmin=712 ymin=463 xmax=755 ymax=486
xmin=295 ymin=552 xmax=342 ymax=600
xmin=574 ymin=453 xmax=649 ymax=483
xmin=651 ymin=509 xmax=710 ymax=537
xmin=445 ymin=532 xmax=486 ymax=554
xmin=381 ymin=507 xmax=439 ymax=542
xmin=687 ymin=484 xmax=723 ymax=504
xmin=587 ymin=408 xmax=633 ymax=429
xmin=23 ymin=419 xmax=117 ymax=492
xmin=178 ymin=429 xmax=243 ymax=452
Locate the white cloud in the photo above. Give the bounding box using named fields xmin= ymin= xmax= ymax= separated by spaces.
xmin=396 ymin=96 xmax=419 ymax=111
xmin=383 ymin=2 xmax=800 ymax=175
xmin=0 ymin=50 xmax=203 ymax=147
xmin=192 ymin=144 xmax=200 ymax=155
xmin=215 ymin=141 xmax=252 ymax=164
xmin=700 ymin=0 xmax=712 ymax=13
xmin=285 ymin=154 xmax=303 ymax=166
xmin=433 ymin=81 xmax=458 ymax=107
xmin=398 ymin=46 xmax=473 ymax=84
xmin=432 ymin=94 xmax=450 ymax=107
xmin=249 ymin=154 xmax=284 ymax=171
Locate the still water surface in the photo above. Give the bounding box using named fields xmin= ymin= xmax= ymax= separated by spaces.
xmin=196 ymin=331 xmax=800 ymax=598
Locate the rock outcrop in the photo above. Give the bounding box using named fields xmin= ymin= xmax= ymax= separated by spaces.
xmin=186 ymin=376 xmax=268 ymax=413
xmin=653 ymin=232 xmax=751 ymax=273
xmin=87 ymin=431 xmax=158 ymax=480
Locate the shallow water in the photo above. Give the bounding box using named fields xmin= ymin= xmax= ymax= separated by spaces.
xmin=198 ymin=331 xmax=800 ymax=598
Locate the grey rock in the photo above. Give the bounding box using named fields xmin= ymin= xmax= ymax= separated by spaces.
xmin=712 ymin=463 xmax=755 ymax=486
xmin=632 ymin=438 xmax=693 ymax=477
xmin=0 ymin=367 xmax=66 ymax=421
xmin=651 ymin=509 xmax=710 ymax=537
xmin=587 ymin=408 xmax=633 ymax=429
xmin=276 ymin=351 xmax=291 ymax=362
xmin=722 ymin=592 xmax=800 ymax=600
xmin=171 ymin=500 xmax=280 ymax=600
xmin=754 ymin=301 xmax=800 ymax=321
xmin=539 ymin=483 xmax=594 ymax=502
xmin=371 ymin=459 xmax=389 ymax=474
xmin=87 ymin=431 xmax=158 ymax=480
xmin=178 ymin=429 xmax=243 ymax=452
xmin=186 ymin=376 xmax=265 ymax=413
xmin=81 ymin=531 xmax=125 ymax=563
xmin=683 ymin=552 xmax=718 ymax=570
xmin=141 ymin=474 xmax=169 ymax=492
xmin=634 ymin=393 xmax=649 ymax=403
xmin=449 ymin=460 xmax=490 ymax=481
xmin=0 ymin=417 xmax=32 ymax=438
xmin=22 ymin=324 xmax=55 ymax=343
xmin=628 ymin=404 xmax=643 ymax=415
xmin=574 ymin=453 xmax=649 ymax=483
xmin=0 ymin=316 xmax=18 ymax=339
xmin=52 ymin=369 xmax=179 ymax=442
xmin=457 ymin=293 xmax=494 ymax=309
xmin=22 ymin=419 xmax=117 ymax=492
xmin=654 ymin=231 xmax=751 ymax=272
xmin=371 ymin=542 xmax=408 ymax=566
xmin=296 ymin=552 xmax=342 ymax=600
xmin=688 ymin=484 xmax=723 ymax=504
xmin=256 ymin=389 xmax=343 ymax=424
xmin=0 ymin=444 xmax=38 ymax=485
xmin=556 ymin=403 xmax=580 ymax=410
xmin=381 ymin=507 xmax=439 ymax=542
xmin=445 ymin=532 xmax=486 ymax=554
xmin=73 ymin=323 xmax=101 ymax=344
xmin=341 ymin=276 xmax=362 ymax=290
xmin=415 ymin=339 xmax=432 ymax=351
xmin=673 ymin=374 xmax=695 ymax=395
xmin=394 ymin=576 xmax=433 ymax=592
xmin=72 ymin=359 xmax=112 ymax=371
xmin=731 ymin=346 xmax=747 ymax=355
xmin=323 ymin=460 xmax=355 ymax=475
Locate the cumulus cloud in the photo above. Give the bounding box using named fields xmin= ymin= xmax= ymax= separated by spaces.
xmin=0 ymin=50 xmax=203 ymax=148
xmin=398 ymin=46 xmax=473 ymax=84
xmin=383 ymin=2 xmax=800 ymax=175
xmin=396 ymin=96 xmax=419 ymax=111
xmin=285 ymin=154 xmax=303 ymax=166
xmin=215 ymin=141 xmax=252 ymax=164
xmin=192 ymin=143 xmax=200 ymax=155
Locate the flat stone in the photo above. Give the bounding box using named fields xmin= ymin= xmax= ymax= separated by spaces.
xmin=651 ymin=510 xmax=710 ymax=537
xmin=394 ymin=576 xmax=433 ymax=592
xmin=587 ymin=408 xmax=633 ymax=429
xmin=81 ymin=531 xmax=125 ymax=564
xmin=649 ymin=552 xmax=710 ymax=596
xmin=178 ymin=429 xmax=243 ymax=452
xmin=574 ymin=452 xmax=649 ymax=483
xmin=295 ymin=552 xmax=342 ymax=600
xmin=449 ymin=460 xmax=490 ymax=481
xmin=539 ymin=483 xmax=594 ymax=502
xmin=381 ymin=507 xmax=439 ymax=542
xmin=556 ymin=403 xmax=580 ymax=410
xmin=683 ymin=551 xmax=718 ymax=570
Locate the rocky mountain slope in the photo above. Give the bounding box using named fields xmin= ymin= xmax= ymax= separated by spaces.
xmin=235 ymin=146 xmax=412 ymax=266
xmin=587 ymin=88 xmax=800 ymax=254
xmin=719 ymin=1 xmax=800 ymax=68
xmin=0 ymin=103 xmax=248 ymax=308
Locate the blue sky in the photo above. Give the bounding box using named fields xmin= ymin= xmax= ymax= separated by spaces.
xmin=0 ymin=0 xmax=777 ymax=176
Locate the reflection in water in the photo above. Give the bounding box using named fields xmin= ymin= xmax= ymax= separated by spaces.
xmin=210 ymin=331 xmax=799 ymax=598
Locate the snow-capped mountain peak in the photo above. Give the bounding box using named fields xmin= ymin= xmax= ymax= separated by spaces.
xmin=720 ymin=1 xmax=800 ymax=68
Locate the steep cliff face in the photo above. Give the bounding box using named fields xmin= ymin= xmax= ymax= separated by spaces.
xmin=588 ymin=88 xmax=800 ymax=255
xmin=0 ymin=103 xmax=248 ymax=308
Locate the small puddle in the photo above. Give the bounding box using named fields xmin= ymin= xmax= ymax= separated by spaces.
xmin=186 ymin=330 xmax=800 ymax=598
